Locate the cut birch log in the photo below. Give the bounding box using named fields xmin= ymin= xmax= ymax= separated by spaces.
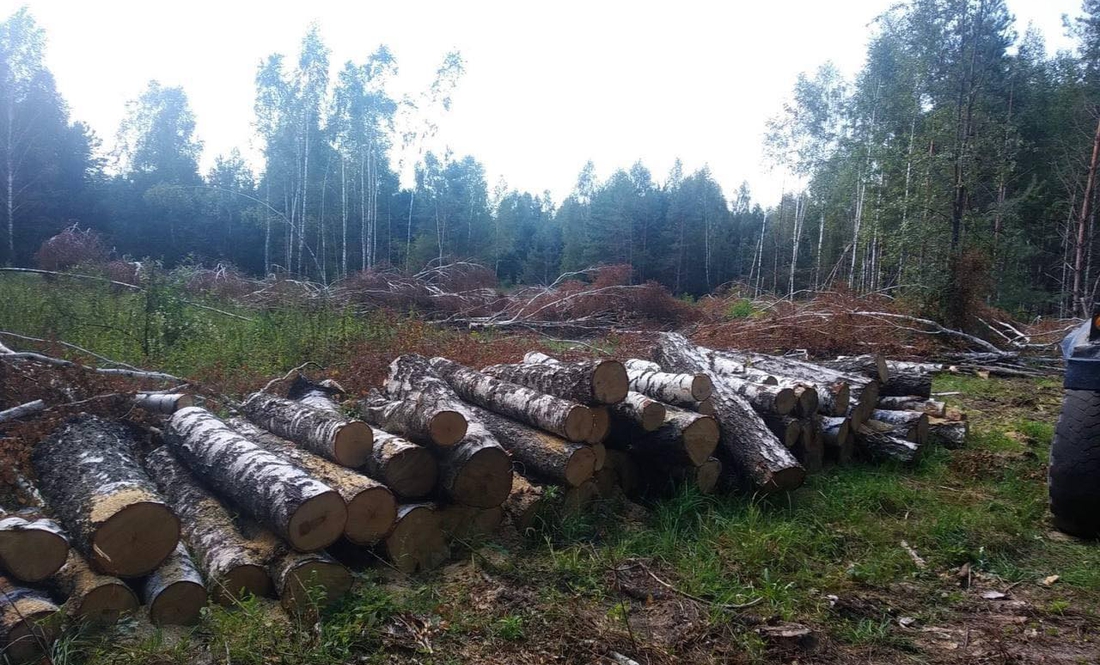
xmin=466 ymin=403 xmax=594 ymax=487
xmin=485 ymin=354 xmax=629 ymax=405
xmin=870 ymin=409 xmax=929 ymax=444
xmin=438 ymin=504 xmax=503 ymax=541
xmin=928 ymin=417 xmax=968 ymax=448
xmin=820 ymin=417 xmax=853 ymax=464
xmin=286 ymin=375 xmax=345 ymax=414
xmin=429 ymin=356 xmax=594 ymax=442
xmin=0 ymin=508 xmax=68 ymax=583
xmin=364 ymin=428 xmax=438 ymax=499
xmin=763 ymin=416 xmax=802 ymax=448
xmin=50 ymin=550 xmax=138 ymax=625
xmin=695 ymin=397 xmax=717 ymax=416
xmin=609 ymin=392 xmax=666 ymax=432
xmin=609 ymin=405 xmax=719 ymax=467
xmin=792 ymin=419 xmax=824 ymax=472
xmin=375 ymin=355 xmax=471 ymax=446
xmin=502 ymin=475 xmax=546 ymax=532
xmin=0 ymin=399 xmax=45 ymax=423
xmin=587 ymin=407 xmax=611 ymax=444
xmin=32 ymin=414 xmax=179 ymax=577
xmin=133 ymin=393 xmax=195 ymax=414
xmin=603 ymin=449 xmax=641 ymax=498
xmin=622 ymin=358 xmax=713 ymax=404
xmin=0 ymin=574 xmax=60 ymax=663
xmin=241 ymin=392 xmax=373 ymax=468
xmin=877 ymin=396 xmax=946 ymax=418
xmin=269 ymin=547 xmax=352 ymax=613
xmin=880 ymin=370 xmax=933 ymax=399
xmin=823 ymin=355 xmax=889 ymax=383
xmin=143 ymin=446 xmax=273 ymax=604
xmin=143 ymin=543 xmax=207 ymax=626
xmin=654 ymin=334 xmax=805 ymax=492
xmin=384 ymin=504 xmax=449 ymax=574
xmin=791 ymin=385 xmax=820 ymax=418
xmin=663 ymin=457 xmax=723 ymax=494
xmin=165 ymin=407 xmax=346 ymax=552
xmin=229 ymin=419 xmax=397 ymax=546
xmin=591 ymin=441 xmax=606 ymax=472
xmin=718 ymin=375 xmax=797 ymax=415
xmin=855 ymin=422 xmax=922 ymax=464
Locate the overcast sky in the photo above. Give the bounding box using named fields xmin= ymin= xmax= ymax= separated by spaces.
xmin=0 ymin=0 xmax=1082 ymax=205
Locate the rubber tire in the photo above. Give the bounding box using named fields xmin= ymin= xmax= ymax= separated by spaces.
xmin=1049 ymin=389 xmax=1100 ymax=538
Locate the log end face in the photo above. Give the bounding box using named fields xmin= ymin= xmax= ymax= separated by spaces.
xmin=286 ymin=491 xmax=347 ymax=552
xmin=833 ymin=384 xmax=851 ymax=416
xmin=642 ymin=401 xmax=668 ymax=431
xmin=564 ymin=406 xmax=595 ymax=442
xmin=691 ymin=374 xmax=714 ymax=402
xmin=333 ymin=422 xmax=374 ymax=468
xmin=563 ymin=446 xmax=598 ymax=487
xmin=451 ymin=446 xmax=513 ymax=508
xmin=799 ymin=389 xmax=820 ymax=418
xmin=92 ymin=501 xmax=180 ymax=577
xmin=590 ymin=442 xmax=606 ymax=472
xmin=592 ymin=361 xmax=629 ymax=404
xmin=763 ymin=465 xmax=807 ymax=494
xmin=784 ymin=421 xmax=802 ymax=449
xmin=429 ymin=410 xmax=468 ymax=447
xmin=386 ymin=506 xmax=449 ymax=574
xmin=0 ymin=531 xmax=69 ymax=583
xmin=281 ymin=560 xmax=352 ymax=613
xmin=587 ymin=408 xmax=610 ymax=444
xmin=683 ymin=417 xmax=720 ymax=466
xmin=384 ymin=446 xmax=438 ymax=499
xmin=696 ymin=458 xmax=722 ymax=494
xmin=150 ymin=581 xmax=207 ymax=626
xmin=774 ymin=388 xmax=798 ymax=416
xmin=345 ymin=486 xmax=398 ymax=546
xmin=76 ymin=582 xmax=140 ymax=625
xmin=3 ymin=609 xmax=60 ymax=663
xmin=214 ymin=565 xmax=272 ymax=605
xmin=695 ymin=398 xmax=716 ymax=417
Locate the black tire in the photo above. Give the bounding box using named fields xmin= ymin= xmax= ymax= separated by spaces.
xmin=1049 ymin=389 xmax=1100 ymax=538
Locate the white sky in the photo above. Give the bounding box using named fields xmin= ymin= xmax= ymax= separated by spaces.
xmin=0 ymin=0 xmax=1081 ymax=205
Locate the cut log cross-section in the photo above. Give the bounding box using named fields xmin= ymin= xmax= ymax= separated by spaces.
xmin=133 ymin=393 xmax=196 ymax=414
xmin=50 ymin=550 xmax=138 ymax=625
xmin=502 ymin=475 xmax=546 ymax=532
xmin=439 ymin=504 xmax=503 ymax=541
xmin=0 ymin=574 xmax=61 ymax=663
xmin=610 ymin=405 xmax=719 ymax=467
xmin=587 ymin=407 xmax=611 ymax=444
xmin=241 ymin=392 xmax=373 ymax=468
xmin=609 ymin=392 xmax=667 ymax=432
xmin=143 ymin=543 xmax=207 ymax=626
xmin=621 ymin=358 xmax=714 ymax=405
xmin=928 ymin=418 xmax=968 ymax=448
xmin=364 ymin=428 xmax=438 ymax=499
xmin=0 ymin=508 xmax=68 ymax=583
xmin=32 ymin=414 xmax=180 ymax=577
xmin=467 ymin=404 xmax=594 ymax=487
xmin=763 ymin=415 xmax=803 ymax=449
xmin=372 ymin=355 xmax=471 ymax=447
xmin=654 ymin=333 xmax=805 ymax=493
xmin=820 ymin=417 xmax=853 ymax=464
xmin=870 ymin=409 xmax=929 ymax=444
xmin=429 ymin=356 xmax=594 ymax=442
xmin=720 ymin=374 xmax=797 ymax=416
xmin=165 ymin=407 xmax=347 ymax=553
xmin=484 ymin=353 xmax=629 ymax=405
xmin=269 ymin=547 xmax=352 ymax=614
xmin=384 ymin=504 xmax=450 ymax=574
xmin=823 ymin=355 xmax=889 ymax=383
xmin=143 ymin=446 xmax=273 ymax=604
xmin=877 ymin=396 xmax=946 ymax=417
xmin=856 ymin=422 xmax=922 ymax=464
xmin=229 ymin=419 xmax=397 ymax=546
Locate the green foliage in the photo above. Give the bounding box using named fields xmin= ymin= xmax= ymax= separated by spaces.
xmin=725 ymin=298 xmax=755 ymax=319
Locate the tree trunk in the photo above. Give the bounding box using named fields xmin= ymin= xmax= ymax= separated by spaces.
xmin=364 ymin=428 xmax=438 ymax=500
xmin=880 ymin=372 xmax=933 ymax=399
xmin=32 ymin=414 xmax=179 ymax=577
xmin=928 ymin=418 xmax=968 ymax=449
xmin=384 ymin=503 xmax=449 ymax=574
xmin=241 ymin=392 xmax=373 ymax=468
xmin=484 ymin=352 xmax=628 ymax=405
xmin=438 ymin=504 xmax=503 ymax=541
xmin=609 ymin=392 xmax=666 ymax=432
xmin=820 ymin=417 xmax=853 ymax=465
xmin=269 ymin=546 xmax=352 ymax=613
xmin=49 ymin=549 xmax=137 ymax=625
xmin=502 ymin=475 xmax=546 ymax=533
xmin=791 ymin=385 xmax=820 ymax=417
xmin=0 ymin=574 xmax=60 ymax=663
xmin=877 ymin=397 xmax=945 ymax=418
xmin=822 ymin=355 xmax=889 ymax=383
xmin=373 ymin=354 xmax=472 ymax=447
xmin=855 ymin=422 xmax=921 ymax=464
xmin=1074 ymin=115 xmax=1100 ymax=317
xmin=654 ymin=334 xmax=804 ymax=493
xmin=466 ymin=404 xmax=595 ymax=487
xmin=143 ymin=446 xmax=273 ymax=605
xmin=429 ymin=356 xmax=594 ymax=442
xmin=0 ymin=508 xmax=68 ymax=583
xmin=621 ymin=358 xmax=713 ymax=404
xmin=165 ymin=407 xmax=346 ymax=553
xmin=609 ymin=405 xmax=719 ymax=467
xmin=286 ymin=375 xmax=345 ymax=414
xmin=869 ymin=409 xmax=928 ymax=444
xmin=229 ymin=419 xmax=396 ymax=546
xmin=142 ymin=543 xmax=207 ymax=626
xmin=717 ymin=374 xmax=797 ymax=416
xmin=134 ymin=393 xmax=195 ymax=415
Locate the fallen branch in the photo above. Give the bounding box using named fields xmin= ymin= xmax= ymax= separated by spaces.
xmin=0 ymin=400 xmax=45 ymax=424
xmin=850 ymin=311 xmax=1010 ymax=356
xmin=0 ymin=345 xmax=180 ymax=382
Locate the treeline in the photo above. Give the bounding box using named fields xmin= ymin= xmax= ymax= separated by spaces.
xmin=4 ymin=2 xmax=1100 ymax=316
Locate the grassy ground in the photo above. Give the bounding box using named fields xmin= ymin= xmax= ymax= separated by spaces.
xmin=1 ymin=275 xmax=1097 ymax=664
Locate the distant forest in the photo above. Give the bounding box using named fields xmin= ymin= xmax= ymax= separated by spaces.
xmin=4 ymin=1 xmax=1100 ymax=318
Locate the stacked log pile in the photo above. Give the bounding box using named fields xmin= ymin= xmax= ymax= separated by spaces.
xmin=0 ymin=336 xmax=971 ymax=657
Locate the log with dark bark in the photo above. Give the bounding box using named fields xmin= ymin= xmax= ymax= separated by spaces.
xmin=133 ymin=393 xmax=195 ymax=414
xmin=143 ymin=446 xmax=273 ymax=604
xmin=928 ymin=418 xmax=968 ymax=448
xmin=870 ymin=409 xmax=929 ymax=444
xmin=33 ymin=414 xmax=180 ymax=577
xmin=438 ymin=504 xmax=503 ymax=541
xmin=654 ymin=334 xmax=805 ymax=493
xmin=823 ymin=355 xmax=889 ymax=383
xmin=621 ymin=358 xmax=713 ymax=405
xmin=384 ymin=504 xmax=449 ymax=574
xmin=165 ymin=407 xmax=346 ymax=553
xmin=375 ymin=355 xmax=472 ymax=446
xmin=502 ymin=475 xmax=546 ymax=532
xmin=466 ymin=404 xmax=594 ymax=487
xmin=877 ymin=396 xmax=946 ymax=417
xmin=762 ymin=415 xmax=802 ymax=448
xmin=609 ymin=405 xmax=719 ymax=467
xmin=0 ymin=574 xmax=60 ymax=663
xmin=0 ymin=508 xmax=68 ymax=583
xmin=269 ymin=547 xmax=352 ymax=613
xmin=855 ymin=422 xmax=921 ymax=464
xmin=719 ymin=375 xmax=797 ymax=415
xmin=229 ymin=419 xmax=397 ymax=546
xmin=143 ymin=543 xmax=207 ymax=626
xmin=880 ymin=370 xmax=933 ymax=399
xmin=364 ymin=428 xmax=438 ymax=499
xmin=485 ymin=353 xmax=629 ymax=405
xmin=50 ymin=550 xmax=138 ymax=625
xmin=820 ymin=417 xmax=853 ymax=464
xmin=609 ymin=392 xmax=666 ymax=432
xmin=429 ymin=356 xmax=594 ymax=442
xmin=241 ymin=392 xmax=373 ymax=468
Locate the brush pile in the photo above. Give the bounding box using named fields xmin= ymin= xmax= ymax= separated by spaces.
xmin=0 ymin=333 xmax=970 ymax=661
